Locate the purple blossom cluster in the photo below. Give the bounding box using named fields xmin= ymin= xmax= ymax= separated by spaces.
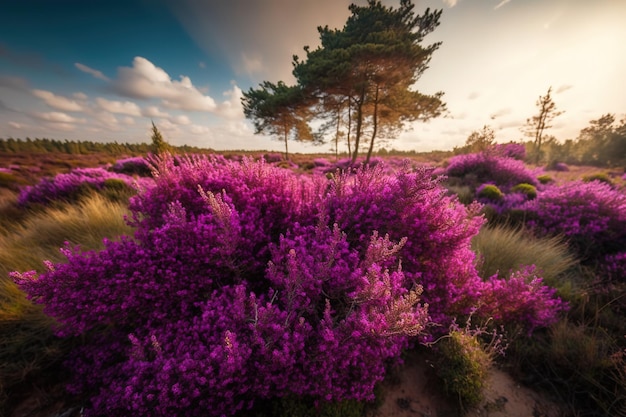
xmin=489 ymin=143 xmax=526 ymax=160
xmin=445 ymin=153 xmax=538 ymax=191
xmin=14 ymin=154 xmax=565 ymax=416
xmin=600 ymin=252 xmax=626 ymax=283
xmin=520 ymin=180 xmax=626 ymax=259
xmin=480 ymin=266 xmax=567 ymax=334
xmin=17 ymin=167 xmax=154 ymax=206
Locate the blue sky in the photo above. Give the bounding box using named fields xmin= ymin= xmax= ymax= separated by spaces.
xmin=1 ymin=0 xmax=625 ymax=153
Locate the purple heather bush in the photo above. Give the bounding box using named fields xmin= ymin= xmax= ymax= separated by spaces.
xmin=17 ymin=167 xmax=154 ymax=206
xmin=110 ymin=156 xmax=152 ymax=177
xmin=600 ymin=252 xmax=626 ymax=283
xmin=520 ymin=180 xmax=626 ymax=259
xmin=490 ymin=143 xmax=526 ymax=160
xmin=14 ymin=154 xmax=565 ymax=416
xmin=445 ymin=153 xmax=538 ymax=192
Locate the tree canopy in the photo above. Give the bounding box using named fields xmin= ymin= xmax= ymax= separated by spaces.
xmin=242 ymin=0 xmax=446 ymax=164
xmin=241 ymin=81 xmax=314 ymax=160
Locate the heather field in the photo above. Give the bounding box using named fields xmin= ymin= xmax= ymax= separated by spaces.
xmin=1 ymin=148 xmax=625 ymax=417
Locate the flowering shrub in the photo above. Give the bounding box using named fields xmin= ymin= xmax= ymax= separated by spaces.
xmin=14 ymin=154 xmax=565 ymax=416
xmin=445 ymin=153 xmax=538 ymax=192
xmin=18 ymin=167 xmax=153 ymax=206
xmin=521 ymin=180 xmax=626 ymax=259
xmin=600 ymin=252 xmax=626 ymax=283
xmin=479 ymin=266 xmax=567 ymax=334
xmin=490 ymin=143 xmax=526 ymax=160
xmin=110 ymin=156 xmax=152 ymax=177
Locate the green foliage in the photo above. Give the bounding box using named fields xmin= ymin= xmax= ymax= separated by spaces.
xmin=460 ymin=125 xmax=495 ymax=154
xmin=472 ymin=225 xmax=576 ymax=286
xmin=436 ymin=329 xmax=491 ymax=409
xmin=290 ymin=0 xmax=445 ymax=164
xmin=242 ymin=81 xmax=314 ymax=160
xmin=150 ymin=121 xmax=172 ymax=156
xmin=100 ymin=178 xmax=136 ymax=203
xmin=476 ymin=184 xmax=503 ymax=201
xmin=582 ymin=172 xmax=613 ymax=185
xmin=511 ymin=182 xmax=537 ymax=199
xmin=537 ymin=174 xmax=553 ymax=184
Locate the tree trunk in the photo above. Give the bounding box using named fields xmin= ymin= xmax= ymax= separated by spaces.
xmin=347 ymin=101 xmax=352 ymax=160
xmin=284 ymin=128 xmax=289 ymax=160
xmin=350 ymin=89 xmax=366 ymax=166
xmin=366 ymin=84 xmax=380 ymax=165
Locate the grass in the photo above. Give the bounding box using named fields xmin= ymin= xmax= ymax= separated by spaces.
xmin=472 ymin=224 xmax=577 ymax=287
xmin=0 ymin=192 xmax=135 ymax=414
xmin=0 ymin=193 xmax=134 ymax=277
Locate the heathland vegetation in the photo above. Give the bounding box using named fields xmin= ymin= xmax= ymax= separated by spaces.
xmin=1 ymin=1 xmax=625 ymax=416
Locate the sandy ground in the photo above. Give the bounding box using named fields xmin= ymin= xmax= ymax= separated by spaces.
xmin=368 ymin=350 xmax=566 ymax=417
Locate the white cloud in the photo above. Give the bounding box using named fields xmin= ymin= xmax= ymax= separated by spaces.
xmin=8 ymin=121 xmax=22 ymax=129
xmin=32 ymin=89 xmax=83 ymax=112
xmin=73 ymin=92 xmax=88 ymax=100
xmin=216 ymin=84 xmax=244 ymax=119
xmin=142 ymin=105 xmax=170 ymax=118
xmin=555 ymin=84 xmax=573 ymax=94
xmin=33 ymin=111 xmax=82 ymax=124
xmin=122 ymin=116 xmax=135 ymax=125
xmin=93 ymin=111 xmax=119 ymax=129
xmin=190 ymin=124 xmax=211 ymax=135
xmin=75 ymin=62 xmax=110 ymax=81
xmin=95 ymin=97 xmax=142 ymax=116
xmin=443 ymin=0 xmax=458 ymax=7
xmin=494 ymin=0 xmax=511 ymax=10
xmin=114 ymin=57 xmax=217 ymax=112
xmin=173 ymin=115 xmax=191 ymax=125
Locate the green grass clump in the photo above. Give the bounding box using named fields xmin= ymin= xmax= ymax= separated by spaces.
xmin=435 ymin=329 xmax=492 ymax=409
xmin=537 ymin=174 xmax=553 ymax=184
xmin=582 ymin=172 xmax=613 ymax=186
xmin=0 ymin=193 xmax=134 ymax=277
xmin=511 ymin=183 xmax=537 ymax=199
xmin=476 ymin=184 xmax=503 ymax=201
xmin=472 ymin=225 xmax=577 ymax=287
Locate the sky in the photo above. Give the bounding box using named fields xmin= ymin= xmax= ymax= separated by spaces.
xmin=1 ymin=0 xmax=625 ymax=153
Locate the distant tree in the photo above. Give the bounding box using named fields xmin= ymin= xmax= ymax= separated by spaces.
xmin=576 ymin=113 xmax=626 ymax=167
xmin=150 ymin=121 xmax=172 ymax=156
xmin=464 ymin=125 xmax=495 ymax=153
xmin=522 ymin=87 xmax=564 ymax=164
xmin=290 ymin=0 xmax=446 ymax=165
xmin=241 ymin=81 xmax=314 ymax=160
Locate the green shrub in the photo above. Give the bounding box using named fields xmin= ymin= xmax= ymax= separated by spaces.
xmin=537 ymin=174 xmax=553 ymax=184
xmin=582 ymin=172 xmax=613 ymax=186
xmin=476 ymin=184 xmax=503 ymax=201
xmin=436 ymin=328 xmax=492 ymax=409
xmin=511 ymin=183 xmax=537 ymax=199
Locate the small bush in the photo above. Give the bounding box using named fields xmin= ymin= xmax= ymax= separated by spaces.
xmin=476 ymin=184 xmax=503 ymax=201
xmin=583 ymin=172 xmax=613 ymax=186
xmin=445 ymin=153 xmax=538 ymax=191
xmin=511 ymin=183 xmax=537 ymax=199
xmin=110 ymin=156 xmax=152 ymax=177
xmin=537 ymin=174 xmax=553 ymax=184
xmin=436 ymin=326 xmax=493 ymax=409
